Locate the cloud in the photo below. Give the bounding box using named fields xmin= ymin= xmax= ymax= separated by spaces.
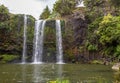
xmin=0 ymin=0 xmax=57 ymax=19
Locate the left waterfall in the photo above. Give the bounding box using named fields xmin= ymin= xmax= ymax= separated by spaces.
xmin=22 ymin=15 xmax=27 ymax=63
xmin=33 ymin=20 xmax=46 ymax=64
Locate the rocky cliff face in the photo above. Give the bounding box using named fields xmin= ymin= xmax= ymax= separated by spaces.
xmin=72 ymin=17 xmax=87 ymax=46
xmin=62 ymin=9 xmax=88 ymax=62
xmin=64 ymin=8 xmax=87 ymax=46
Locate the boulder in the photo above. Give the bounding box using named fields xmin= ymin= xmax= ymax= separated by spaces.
xmin=112 ymin=63 xmax=120 ymax=71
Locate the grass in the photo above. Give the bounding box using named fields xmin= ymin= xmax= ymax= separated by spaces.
xmin=0 ymin=54 xmax=19 ymax=63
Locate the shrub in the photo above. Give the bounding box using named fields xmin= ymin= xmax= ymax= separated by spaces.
xmin=0 ymin=54 xmax=19 ymax=63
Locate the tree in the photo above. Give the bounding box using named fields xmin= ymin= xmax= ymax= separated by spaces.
xmin=40 ymin=6 xmax=51 ymax=19
xmin=0 ymin=5 xmax=10 ymax=29
xmin=109 ymin=0 xmax=120 ymax=16
xmin=84 ymin=0 xmax=120 ymax=60
xmin=110 ymin=0 xmax=120 ymax=8
xmin=97 ymin=14 xmax=120 ymax=59
xmin=98 ymin=14 xmax=120 ymax=45
xmin=0 ymin=5 xmax=10 ymax=21
xmin=53 ymin=0 xmax=76 ymax=16
xmin=84 ymin=0 xmax=120 ymax=20
xmin=84 ymin=0 xmax=106 ymax=22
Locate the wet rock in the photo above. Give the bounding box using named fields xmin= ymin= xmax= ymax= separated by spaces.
xmin=112 ymin=63 xmax=120 ymax=71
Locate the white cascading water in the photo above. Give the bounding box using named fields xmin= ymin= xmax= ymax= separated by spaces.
xmin=56 ymin=20 xmax=64 ymax=64
xmin=22 ymin=15 xmax=27 ymax=63
xmin=33 ymin=20 xmax=46 ymax=64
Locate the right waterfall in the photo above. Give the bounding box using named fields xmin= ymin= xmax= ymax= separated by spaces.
xmin=56 ymin=20 xmax=64 ymax=64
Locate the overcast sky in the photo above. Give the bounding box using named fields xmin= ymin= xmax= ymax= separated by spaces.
xmin=0 ymin=0 xmax=57 ymax=19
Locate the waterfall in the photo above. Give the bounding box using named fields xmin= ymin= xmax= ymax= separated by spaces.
xmin=56 ymin=20 xmax=64 ymax=64
xmin=22 ymin=15 xmax=27 ymax=63
xmin=33 ymin=20 xmax=46 ymax=64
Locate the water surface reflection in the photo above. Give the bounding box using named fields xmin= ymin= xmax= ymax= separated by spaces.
xmin=0 ymin=64 xmax=114 ymax=83
xmin=33 ymin=64 xmax=43 ymax=82
xmin=22 ymin=64 xmax=27 ymax=83
xmin=57 ymin=64 xmax=63 ymax=80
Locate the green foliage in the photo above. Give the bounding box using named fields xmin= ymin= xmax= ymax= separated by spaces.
xmin=0 ymin=5 xmax=10 ymax=22
xmin=0 ymin=5 xmax=10 ymax=30
xmin=86 ymin=14 xmax=120 ymax=60
xmin=62 ymin=21 xmax=74 ymax=61
xmin=91 ymin=60 xmax=103 ymax=64
xmin=53 ymin=0 xmax=76 ymax=16
xmin=103 ymin=46 xmax=115 ymax=56
xmin=85 ymin=41 xmax=98 ymax=51
xmin=87 ymin=17 xmax=102 ymax=47
xmin=96 ymin=14 xmax=120 ymax=58
xmin=47 ymin=77 xmax=109 ymax=83
xmin=43 ymin=20 xmax=56 ymax=58
xmin=44 ymin=21 xmax=56 ymax=44
xmin=110 ymin=0 xmax=120 ymax=8
xmin=47 ymin=79 xmax=70 ymax=83
xmin=109 ymin=0 xmax=120 ymax=16
xmin=114 ymin=45 xmax=120 ymax=59
xmin=88 ymin=44 xmax=98 ymax=51
xmin=98 ymin=14 xmax=120 ymax=45
xmin=0 ymin=13 xmax=35 ymax=56
xmin=84 ymin=0 xmax=105 ymax=8
xmin=84 ymin=0 xmax=105 ymax=21
xmin=85 ymin=0 xmax=120 ymax=60
xmin=40 ymin=6 xmax=51 ymax=19
xmin=48 ymin=11 xmax=61 ymax=19
xmin=0 ymin=54 xmax=18 ymax=63
xmin=64 ymin=49 xmax=75 ymax=61
xmin=84 ymin=0 xmax=120 ymax=21
xmin=27 ymin=15 xmax=35 ymax=42
xmin=0 ymin=4 xmax=35 ymax=58
xmin=88 ymin=17 xmax=103 ymax=32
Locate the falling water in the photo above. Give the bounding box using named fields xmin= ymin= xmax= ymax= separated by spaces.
xmin=33 ymin=20 xmax=46 ymax=64
xmin=56 ymin=20 xmax=64 ymax=64
xmin=22 ymin=15 xmax=27 ymax=63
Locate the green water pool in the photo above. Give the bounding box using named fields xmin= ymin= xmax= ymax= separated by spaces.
xmin=0 ymin=63 xmax=114 ymax=83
